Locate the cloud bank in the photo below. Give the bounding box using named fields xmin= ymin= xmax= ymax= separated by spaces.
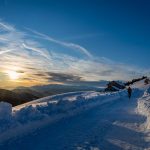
xmin=0 ymin=21 xmax=148 ymax=89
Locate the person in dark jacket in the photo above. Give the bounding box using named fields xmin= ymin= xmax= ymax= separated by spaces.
xmin=127 ymin=87 xmax=132 ymax=99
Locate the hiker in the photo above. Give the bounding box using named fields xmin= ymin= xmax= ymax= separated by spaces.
xmin=127 ymin=86 xmax=132 ymax=99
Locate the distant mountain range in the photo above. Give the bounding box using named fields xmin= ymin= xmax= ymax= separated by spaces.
xmin=0 ymin=81 xmax=108 ymax=106
xmin=0 ymin=88 xmax=42 ymax=106
xmin=0 ymin=77 xmax=148 ymax=107
xmin=30 ymin=81 xmax=108 ymax=96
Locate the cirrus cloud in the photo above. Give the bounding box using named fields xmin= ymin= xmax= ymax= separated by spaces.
xmin=0 ymin=21 xmax=148 ymax=89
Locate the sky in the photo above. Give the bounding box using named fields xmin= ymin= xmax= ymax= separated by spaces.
xmin=0 ymin=0 xmax=149 ymax=89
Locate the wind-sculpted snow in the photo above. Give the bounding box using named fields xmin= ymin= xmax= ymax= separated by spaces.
xmin=138 ymin=87 xmax=150 ymax=129
xmin=0 ymin=90 xmax=128 ymax=142
xmin=146 ymin=87 xmax=150 ymax=95
xmin=0 ymin=102 xmax=12 ymax=120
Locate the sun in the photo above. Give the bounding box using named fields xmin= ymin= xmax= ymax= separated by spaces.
xmin=7 ymin=70 xmax=20 ymax=80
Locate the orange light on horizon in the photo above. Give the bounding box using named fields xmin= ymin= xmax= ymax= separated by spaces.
xmin=6 ymin=70 xmax=20 ymax=80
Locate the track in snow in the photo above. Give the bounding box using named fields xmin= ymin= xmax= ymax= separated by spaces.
xmin=1 ymin=94 xmax=149 ymax=150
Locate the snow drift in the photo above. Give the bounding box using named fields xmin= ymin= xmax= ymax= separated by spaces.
xmin=0 ymin=90 xmax=128 ymax=142
xmin=138 ymin=87 xmax=150 ymax=129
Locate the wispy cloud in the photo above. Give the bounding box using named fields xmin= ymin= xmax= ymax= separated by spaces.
xmin=0 ymin=21 xmax=148 ymax=89
xmin=0 ymin=22 xmax=15 ymax=31
xmin=22 ymin=43 xmax=51 ymax=60
xmin=0 ymin=49 xmax=15 ymax=55
xmin=26 ymin=28 xmax=93 ymax=58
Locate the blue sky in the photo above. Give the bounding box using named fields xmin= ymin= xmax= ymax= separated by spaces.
xmin=0 ymin=0 xmax=149 ymax=88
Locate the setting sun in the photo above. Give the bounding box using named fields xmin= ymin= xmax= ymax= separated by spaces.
xmin=7 ymin=70 xmax=20 ymax=80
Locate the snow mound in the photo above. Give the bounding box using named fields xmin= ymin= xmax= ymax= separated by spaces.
xmin=0 ymin=102 xmax=12 ymax=120
xmin=137 ymin=86 xmax=150 ymax=129
xmin=0 ymin=86 xmax=144 ymax=143
xmin=0 ymin=90 xmax=128 ymax=142
xmin=146 ymin=87 xmax=150 ymax=95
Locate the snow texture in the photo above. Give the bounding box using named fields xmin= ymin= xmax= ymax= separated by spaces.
xmin=0 ymin=90 xmax=127 ymax=142
xmin=138 ymin=87 xmax=150 ymax=129
xmin=0 ymin=102 xmax=12 ymax=120
xmin=0 ymin=80 xmax=150 ymax=150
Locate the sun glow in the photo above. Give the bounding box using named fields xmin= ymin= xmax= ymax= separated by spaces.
xmin=7 ymin=70 xmax=20 ymax=80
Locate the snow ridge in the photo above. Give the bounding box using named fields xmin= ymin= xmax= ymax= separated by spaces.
xmin=0 ymin=90 xmax=127 ymax=142
xmin=138 ymin=87 xmax=150 ymax=129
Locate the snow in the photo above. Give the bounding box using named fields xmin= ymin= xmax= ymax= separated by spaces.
xmin=0 ymin=102 xmax=12 ymax=120
xmin=0 ymin=91 xmax=126 ymax=142
xmin=0 ymin=80 xmax=150 ymax=149
xmin=137 ymin=87 xmax=150 ymax=129
xmin=131 ymin=79 xmax=149 ymax=89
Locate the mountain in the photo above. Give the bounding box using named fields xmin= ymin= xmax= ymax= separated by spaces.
xmin=0 ymin=79 xmax=150 ymax=149
xmin=0 ymin=89 xmax=26 ymax=106
xmin=12 ymin=87 xmax=43 ymax=99
xmin=0 ymin=81 xmax=108 ymax=106
xmin=30 ymin=81 xmax=108 ymax=96
xmin=30 ymin=84 xmax=104 ymax=96
xmin=0 ymin=88 xmax=42 ymax=106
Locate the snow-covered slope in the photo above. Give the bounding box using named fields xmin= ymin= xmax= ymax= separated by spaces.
xmin=0 ymin=90 xmax=127 ymax=142
xmin=131 ymin=79 xmax=150 ymax=129
xmin=138 ymin=87 xmax=150 ymax=129
xmin=131 ymin=78 xmax=150 ymax=89
xmin=0 ymin=79 xmax=150 ymax=150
